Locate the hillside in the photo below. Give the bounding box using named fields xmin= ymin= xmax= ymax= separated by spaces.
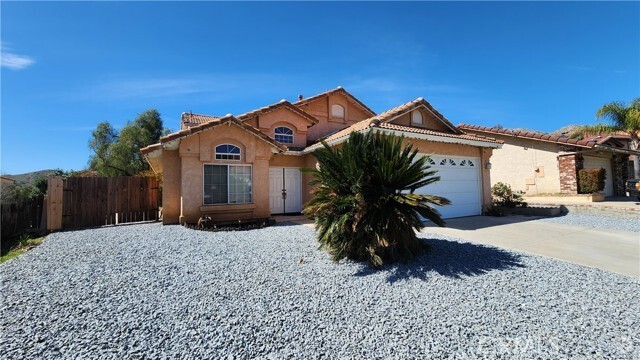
xmin=2 ymin=169 xmax=62 ymax=186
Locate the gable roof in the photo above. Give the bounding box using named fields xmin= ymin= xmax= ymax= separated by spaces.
xmin=306 ymin=108 xmax=502 ymax=153
xmin=294 ymin=86 xmax=376 ymax=117
xmin=141 ymin=115 xmax=287 ymax=155
xmin=459 ymin=124 xmax=598 ymax=148
xmin=370 ymin=97 xmax=462 ymax=134
xmin=236 ymin=99 xmax=319 ymax=125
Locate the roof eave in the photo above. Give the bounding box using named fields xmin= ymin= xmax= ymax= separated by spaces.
xmin=303 ymin=127 xmax=502 ymax=154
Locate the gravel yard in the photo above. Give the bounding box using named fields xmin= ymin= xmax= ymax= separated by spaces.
xmin=538 ymin=213 xmax=640 ymax=233
xmin=1 ymin=223 xmax=638 ymax=359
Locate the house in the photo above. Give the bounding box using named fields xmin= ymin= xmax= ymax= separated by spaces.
xmin=141 ymin=87 xmax=502 ymax=225
xmin=1 ymin=176 xmax=16 ymax=184
xmin=459 ymin=124 xmax=639 ymax=196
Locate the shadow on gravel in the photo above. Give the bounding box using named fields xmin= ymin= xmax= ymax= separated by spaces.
xmin=354 ymin=238 xmax=525 ymax=283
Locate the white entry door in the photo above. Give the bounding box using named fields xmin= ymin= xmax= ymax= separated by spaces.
xmin=269 ymin=167 xmax=302 ymax=214
xmin=415 ymin=155 xmax=482 ymax=219
xmin=583 ymin=156 xmax=614 ymax=196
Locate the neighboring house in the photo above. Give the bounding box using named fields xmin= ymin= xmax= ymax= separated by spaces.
xmin=142 ymin=87 xmax=502 ymax=224
xmin=1 ymin=176 xmax=16 ymax=184
xmin=459 ymin=124 xmax=639 ymax=196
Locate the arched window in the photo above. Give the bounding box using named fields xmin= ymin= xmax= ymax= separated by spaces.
xmin=331 ymin=104 xmax=345 ymax=119
xmin=215 ymin=144 xmax=241 ymax=161
xmin=411 ymin=110 xmax=423 ymax=124
xmin=274 ymin=126 xmax=294 ymax=144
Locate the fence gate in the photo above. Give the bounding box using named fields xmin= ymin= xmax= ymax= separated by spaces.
xmin=48 ymin=176 xmax=159 ymax=230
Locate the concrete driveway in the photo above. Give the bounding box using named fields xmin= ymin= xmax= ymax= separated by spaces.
xmin=423 ymin=216 xmax=640 ymax=277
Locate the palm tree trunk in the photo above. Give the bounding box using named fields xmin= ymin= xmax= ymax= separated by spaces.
xmin=632 ymin=139 xmax=640 ymax=179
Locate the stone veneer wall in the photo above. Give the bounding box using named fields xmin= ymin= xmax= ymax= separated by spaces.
xmin=558 ymin=154 xmax=583 ymax=194
xmin=612 ymin=154 xmax=630 ymax=196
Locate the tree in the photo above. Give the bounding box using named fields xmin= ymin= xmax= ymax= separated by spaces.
xmin=88 ymin=109 xmax=169 ymax=176
xmin=573 ymin=98 xmax=640 ymax=178
xmin=303 ymin=131 xmax=450 ymax=267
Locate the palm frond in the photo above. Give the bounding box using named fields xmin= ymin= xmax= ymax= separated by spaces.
xmin=303 ymin=130 xmax=450 ymax=267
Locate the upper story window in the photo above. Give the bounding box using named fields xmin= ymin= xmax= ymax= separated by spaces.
xmin=215 ymin=144 xmax=241 ymax=161
xmin=274 ymin=126 xmax=294 ymax=144
xmin=331 ymin=104 xmax=345 ymax=119
xmin=411 ymin=110 xmax=423 ymax=125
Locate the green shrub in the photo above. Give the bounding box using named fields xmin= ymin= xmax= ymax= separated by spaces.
xmin=303 ymin=131 xmax=450 ymax=267
xmin=491 ymin=182 xmax=525 ymax=208
xmin=578 ymin=168 xmax=606 ymax=194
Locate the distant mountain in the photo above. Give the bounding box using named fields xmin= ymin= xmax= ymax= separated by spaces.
xmin=3 ymin=169 xmax=62 ymax=186
xmin=551 ymin=124 xmax=582 ymax=137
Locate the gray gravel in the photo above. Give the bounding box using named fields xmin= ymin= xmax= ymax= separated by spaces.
xmin=1 ymin=222 xmax=639 ymax=359
xmin=538 ymin=213 xmax=640 ymax=233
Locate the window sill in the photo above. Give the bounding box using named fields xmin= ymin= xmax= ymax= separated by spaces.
xmin=200 ymin=203 xmax=255 ymax=212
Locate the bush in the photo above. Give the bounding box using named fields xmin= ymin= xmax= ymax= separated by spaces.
xmin=303 ymin=131 xmax=450 ymax=267
xmin=491 ymin=182 xmax=525 ymax=208
xmin=578 ymin=168 xmax=606 ymax=194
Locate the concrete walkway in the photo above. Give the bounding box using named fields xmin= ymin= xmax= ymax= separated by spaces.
xmin=423 ymin=216 xmax=640 ymax=277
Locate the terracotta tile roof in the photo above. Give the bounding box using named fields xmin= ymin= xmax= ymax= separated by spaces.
xmin=181 ymin=113 xmax=221 ymax=128
xmin=141 ymin=115 xmax=287 ymax=154
xmin=294 ymin=86 xmax=376 ymax=116
xmin=318 ymin=117 xmax=501 ymax=146
xmin=459 ymin=124 xmax=598 ymax=148
xmin=236 ymin=100 xmax=319 ymax=124
xmin=321 ymin=118 xmax=376 ymax=142
xmin=378 ymin=122 xmax=502 ymax=144
xmin=370 ymin=97 xmax=463 ymax=134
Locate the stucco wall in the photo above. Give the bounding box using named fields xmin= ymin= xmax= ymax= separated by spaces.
xmin=463 ymin=132 xmax=562 ymax=194
xmin=300 ymin=93 xmax=371 ymax=142
xmin=389 ymin=109 xmax=451 ymax=133
xmin=161 ymin=150 xmax=181 ymax=224
xmin=176 ymin=125 xmax=275 ymax=224
xmin=251 ymin=108 xmax=311 ymax=149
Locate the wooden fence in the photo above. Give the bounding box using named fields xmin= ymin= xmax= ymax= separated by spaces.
xmin=1 ymin=195 xmax=45 ymax=253
xmin=47 ymin=176 xmax=160 ymax=231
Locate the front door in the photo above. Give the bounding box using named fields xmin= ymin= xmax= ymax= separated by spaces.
xmin=269 ymin=167 xmax=302 ymax=214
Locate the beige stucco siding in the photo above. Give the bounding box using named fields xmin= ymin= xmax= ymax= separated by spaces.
xmin=470 ymin=134 xmax=562 ymax=194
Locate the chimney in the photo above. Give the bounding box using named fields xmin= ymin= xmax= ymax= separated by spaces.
xmin=298 ymin=94 xmax=303 ymax=101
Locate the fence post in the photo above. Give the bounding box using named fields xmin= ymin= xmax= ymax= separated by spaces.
xmin=47 ymin=176 xmax=63 ymax=232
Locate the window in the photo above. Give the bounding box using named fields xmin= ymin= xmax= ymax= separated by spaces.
xmin=215 ymin=144 xmax=241 ymax=161
xmin=203 ymin=164 xmax=252 ymax=204
xmin=274 ymin=126 xmax=294 ymax=144
xmin=331 ymin=104 xmax=345 ymax=119
xmin=411 ymin=110 xmax=423 ymax=124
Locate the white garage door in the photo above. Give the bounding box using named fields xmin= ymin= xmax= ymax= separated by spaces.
xmin=415 ymin=155 xmax=482 ymax=219
xmin=583 ymin=156 xmax=614 ymax=196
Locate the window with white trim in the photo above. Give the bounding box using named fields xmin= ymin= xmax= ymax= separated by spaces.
xmin=203 ymin=164 xmax=252 ymax=204
xmin=274 ymin=126 xmax=294 ymax=144
xmin=331 ymin=104 xmax=345 ymax=119
xmin=411 ymin=110 xmax=423 ymax=124
xmin=215 ymin=144 xmax=241 ymax=161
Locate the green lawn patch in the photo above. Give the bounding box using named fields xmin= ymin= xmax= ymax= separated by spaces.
xmin=0 ymin=236 xmax=44 ymax=263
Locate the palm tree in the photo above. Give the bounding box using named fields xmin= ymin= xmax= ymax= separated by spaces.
xmin=573 ymin=98 xmax=640 ymax=179
xmin=303 ymin=131 xmax=450 ymax=267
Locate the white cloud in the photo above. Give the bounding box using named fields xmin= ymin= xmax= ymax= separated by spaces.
xmin=76 ymin=73 xmax=295 ymax=102
xmin=1 ymin=43 xmax=35 ymax=70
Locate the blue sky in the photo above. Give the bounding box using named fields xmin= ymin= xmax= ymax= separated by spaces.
xmin=2 ymin=1 xmax=638 ymax=174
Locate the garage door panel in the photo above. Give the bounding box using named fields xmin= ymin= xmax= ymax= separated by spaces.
xmin=432 ymin=170 xmax=478 ymax=181
xmin=416 ymin=155 xmax=482 ymax=219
